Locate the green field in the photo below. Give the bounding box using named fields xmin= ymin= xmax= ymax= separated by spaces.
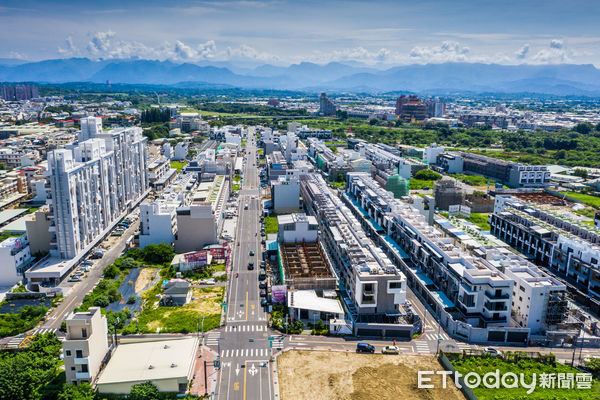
xmin=449 ymin=173 xmax=498 ymax=187
xmin=451 ymin=355 xmax=600 ymax=400
xmin=264 ymin=216 xmax=279 ymax=235
xmin=409 ymin=179 xmax=434 ymax=190
xmin=560 ymin=192 xmax=600 ymax=208
xmin=170 ymin=160 xmax=187 ymax=172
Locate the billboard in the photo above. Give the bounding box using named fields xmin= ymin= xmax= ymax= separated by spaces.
xmin=185 ymin=251 xmax=208 ymax=264
xmin=271 ymin=285 xmax=287 ymax=304
xmin=448 ymin=204 xmax=460 ymax=216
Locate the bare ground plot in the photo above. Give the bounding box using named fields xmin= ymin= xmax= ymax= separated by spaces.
xmin=277 ymin=350 xmax=464 ymax=400
xmin=135 ymin=268 xmax=158 ymax=292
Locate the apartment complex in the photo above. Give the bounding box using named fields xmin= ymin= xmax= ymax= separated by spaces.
xmin=63 ymin=307 xmax=109 ymax=385
xmin=1 ymin=84 xmax=39 ymax=101
xmin=318 ymin=93 xmax=336 ymax=116
xmin=300 ymin=173 xmax=415 ymax=337
xmin=344 ymin=172 xmax=541 ymax=342
xmin=490 ymin=196 xmax=600 ymax=312
xmin=434 ymin=150 xmax=550 ymax=188
xmin=46 ymin=117 xmax=148 ymax=259
xmin=395 ymin=95 xmax=428 ymax=121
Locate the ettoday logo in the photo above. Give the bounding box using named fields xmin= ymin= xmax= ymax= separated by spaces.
xmin=418 ymin=370 xmax=593 ymax=394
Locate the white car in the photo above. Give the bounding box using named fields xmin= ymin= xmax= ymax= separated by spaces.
xmin=483 ymin=347 xmax=503 ymax=357
xmin=382 ymin=345 xmax=400 ymax=354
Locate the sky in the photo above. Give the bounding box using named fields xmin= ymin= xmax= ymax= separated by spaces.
xmin=1 ymin=0 xmax=599 ymax=67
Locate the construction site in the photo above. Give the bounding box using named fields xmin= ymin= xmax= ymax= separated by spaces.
xmin=277 ymin=241 xmax=337 ymax=290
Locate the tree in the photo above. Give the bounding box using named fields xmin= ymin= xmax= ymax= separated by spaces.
xmin=128 ymin=295 xmax=137 ymax=304
xmin=414 ymin=169 xmax=442 ymax=181
xmin=119 ymin=257 xmax=137 ymax=269
xmin=574 ymin=122 xmax=593 ymax=135
xmin=103 ymin=264 xmax=120 ymax=279
xmin=57 ymin=383 xmax=95 ymax=400
xmin=369 ymin=118 xmax=378 ymax=126
xmin=93 ymin=295 xmax=110 ymax=308
xmin=573 ymin=168 xmax=588 ymax=179
xmin=142 ymin=243 xmax=175 ymax=264
xmin=128 ymin=381 xmax=160 ymax=400
xmin=556 ymin=149 xmax=567 ymax=160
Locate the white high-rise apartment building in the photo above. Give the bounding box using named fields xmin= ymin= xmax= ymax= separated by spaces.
xmin=47 ymin=117 xmax=148 ymax=259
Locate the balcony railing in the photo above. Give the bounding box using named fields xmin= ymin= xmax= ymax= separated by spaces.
xmin=485 ymin=291 xmax=509 ymax=300
xmin=73 ymin=356 xmax=88 ymax=365
xmin=75 ymin=371 xmax=90 ymax=380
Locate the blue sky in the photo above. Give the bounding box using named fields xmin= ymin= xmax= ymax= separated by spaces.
xmin=1 ymin=0 xmax=599 ymax=66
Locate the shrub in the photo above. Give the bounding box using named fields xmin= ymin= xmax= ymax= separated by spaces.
xmin=127 ymin=295 xmax=137 ymax=304
xmin=414 ymin=169 xmax=442 ymax=181
xmin=93 ymin=295 xmax=109 ymax=308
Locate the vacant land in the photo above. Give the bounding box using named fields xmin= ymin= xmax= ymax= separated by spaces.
xmin=278 ymin=350 xmax=464 ymax=400
xmin=560 ymin=191 xmax=600 ymax=209
xmin=134 ymin=268 xmax=158 ymax=292
xmin=136 ymin=286 xmax=224 ymax=333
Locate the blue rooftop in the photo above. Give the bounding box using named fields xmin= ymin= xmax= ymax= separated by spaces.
xmin=432 ymin=291 xmax=456 ymax=309
xmin=414 ymin=269 xmax=435 ymax=286
xmin=383 ymin=235 xmax=410 ymax=259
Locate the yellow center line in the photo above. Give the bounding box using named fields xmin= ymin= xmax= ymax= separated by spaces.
xmin=243 ymin=360 xmax=247 ymax=400
xmin=53 ymin=295 xmax=78 ymax=324
xmin=245 ymin=291 xmax=248 ymax=321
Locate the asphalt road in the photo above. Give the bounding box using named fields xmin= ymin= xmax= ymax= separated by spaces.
xmin=213 ymin=128 xmax=274 ymax=400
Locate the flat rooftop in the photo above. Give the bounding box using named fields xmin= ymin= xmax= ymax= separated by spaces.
xmin=97 ymin=337 xmax=198 ymax=385
xmin=0 ymin=208 xmax=27 ymax=226
xmin=288 ymin=290 xmax=344 ymax=315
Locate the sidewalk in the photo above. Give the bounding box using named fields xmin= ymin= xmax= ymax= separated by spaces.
xmin=190 ymin=344 xmax=219 ymax=396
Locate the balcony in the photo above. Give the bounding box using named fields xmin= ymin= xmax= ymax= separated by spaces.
xmin=75 ymin=372 xmax=90 ymax=380
xmin=73 ymin=357 xmax=88 ymax=365
xmin=484 ymin=302 xmax=507 ymax=312
xmin=485 ymin=291 xmax=509 ymax=300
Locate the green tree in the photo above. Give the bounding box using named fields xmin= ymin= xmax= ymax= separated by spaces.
xmin=574 ymin=122 xmax=593 ymax=135
xmin=414 ymin=169 xmax=442 ymax=181
xmin=103 ymin=264 xmax=120 ymax=279
xmin=128 ymin=381 xmax=160 ymax=400
xmin=142 ymin=243 xmax=175 ymax=264
xmin=573 ymin=168 xmax=588 ymax=179
xmin=57 ymin=383 xmax=95 ymax=400
xmin=119 ymin=257 xmax=138 ymax=269
xmin=93 ymin=295 xmax=110 ymax=308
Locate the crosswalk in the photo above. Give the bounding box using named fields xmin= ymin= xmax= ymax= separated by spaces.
xmin=221 ymin=348 xmax=271 ymax=358
xmin=227 ymin=316 xmax=267 ymax=322
xmin=32 ymin=328 xmax=58 ymax=335
xmin=271 ymin=337 xmax=285 ymax=349
xmin=414 ymin=341 xmax=431 ymax=353
xmin=205 ymin=332 xmax=221 ymax=347
xmin=223 ymin=324 xmax=266 ymax=333
xmin=422 ymin=331 xmax=450 ymax=341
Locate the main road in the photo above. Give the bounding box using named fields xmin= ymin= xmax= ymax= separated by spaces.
xmin=212 ymin=127 xmax=275 ymax=400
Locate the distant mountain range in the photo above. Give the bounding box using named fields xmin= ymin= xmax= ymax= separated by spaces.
xmin=1 ymin=58 xmax=600 ymax=95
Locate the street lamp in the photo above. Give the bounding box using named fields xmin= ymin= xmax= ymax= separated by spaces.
xmin=202 ymin=316 xmax=206 ymax=337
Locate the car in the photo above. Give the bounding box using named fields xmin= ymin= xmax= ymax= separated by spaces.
xmin=261 ymin=239 xmax=265 ymax=245
xmin=248 ymin=262 xmax=254 ymax=270
xmin=82 ymin=260 xmax=94 ymax=266
xmin=244 ymin=205 xmax=248 ymax=210
xmin=356 ymin=343 xmax=375 ymax=353
xmin=260 ymin=299 xmax=268 ymax=307
xmin=382 ymin=346 xmax=400 ymax=354
xmin=258 ymin=271 xmax=267 ymax=280
xmin=68 ymin=276 xmax=82 ymax=282
xmin=260 ymin=289 xmax=267 ymax=297
xmin=249 ymin=250 xmax=255 ymax=256
xmin=483 ymin=347 xmax=503 ymax=357
xmin=422 ymin=186 xmax=430 ymax=190
xmin=260 ymin=261 xmax=266 ymax=269
xmin=259 ymin=282 xmax=267 ymax=289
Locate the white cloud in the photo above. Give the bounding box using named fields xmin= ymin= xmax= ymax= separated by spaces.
xmin=174 ymin=40 xmax=217 ymax=60
xmin=550 ymin=39 xmax=563 ymax=49
xmin=225 ymin=44 xmax=279 ymax=62
xmin=7 ymin=51 xmax=27 ymax=60
xmin=533 ymin=39 xmax=570 ymax=63
xmin=515 ymin=43 xmax=530 ymax=59
xmin=58 ymin=36 xmax=77 ymax=56
xmin=409 ymin=41 xmax=470 ymax=62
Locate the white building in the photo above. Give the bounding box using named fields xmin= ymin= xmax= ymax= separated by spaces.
xmin=277 ymin=213 xmax=318 ymax=243
xmin=139 ymin=200 xmax=178 ymax=248
xmin=424 ymin=143 xmax=445 ymax=164
xmin=271 ymin=175 xmax=300 ymax=214
xmin=63 ymin=307 xmax=109 ymax=385
xmin=0 ymin=236 xmax=30 ymax=286
xmin=45 ymin=117 xmax=148 ymax=260
xmin=173 ymin=142 xmax=188 ymax=161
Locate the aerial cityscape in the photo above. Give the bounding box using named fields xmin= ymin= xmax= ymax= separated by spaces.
xmin=1 ymin=1 xmax=600 ymax=399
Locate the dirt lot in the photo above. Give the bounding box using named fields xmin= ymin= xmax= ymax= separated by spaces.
xmin=135 ymin=268 xmax=158 ymax=292
xmin=277 ymin=350 xmax=464 ymax=400
xmin=188 ymin=287 xmax=224 ymax=314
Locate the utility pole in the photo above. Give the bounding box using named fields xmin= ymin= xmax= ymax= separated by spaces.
xmin=113 ymin=317 xmax=120 ymax=349
xmin=571 ymin=333 xmax=578 ymax=367
xmin=204 ymin=360 xmax=208 ymax=396
xmin=202 ymin=316 xmax=206 ymax=338
xmin=435 ymin=323 xmax=441 ymax=356
xmin=197 ymin=313 xmax=200 ymax=339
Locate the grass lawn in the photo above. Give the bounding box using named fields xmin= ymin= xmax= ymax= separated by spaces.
xmin=439 ymin=212 xmax=491 ymax=231
xmin=451 ymin=356 xmax=600 ymax=400
xmin=134 ymin=286 xmax=224 ymax=334
xmin=409 ymin=179 xmax=434 ymax=190
xmin=449 ymin=173 xmax=497 ymax=187
xmin=560 ymin=192 xmax=600 ymax=209
xmin=170 ymin=160 xmax=187 ymax=172
xmin=264 ymin=216 xmax=279 ymax=235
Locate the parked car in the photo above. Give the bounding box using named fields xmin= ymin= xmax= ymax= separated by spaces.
xmin=82 ymin=260 xmax=94 ymax=266
xmin=483 ymin=347 xmax=503 ymax=357
xmin=68 ymin=276 xmax=82 ymax=282
xmin=259 ymin=282 xmax=267 ymax=289
xmin=260 ymin=261 xmax=266 ymax=269
xmin=356 ymin=343 xmax=375 ymax=353
xmin=260 ymin=289 xmax=267 ymax=297
xmin=260 ymin=298 xmax=268 ymax=307
xmin=258 ymin=271 xmax=267 ymax=280
xmin=382 ymin=346 xmax=399 ymax=354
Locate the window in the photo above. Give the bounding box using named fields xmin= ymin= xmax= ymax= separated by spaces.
xmin=75 ymin=350 xmax=83 ymax=358
xmin=81 ymin=364 xmax=88 ymax=373
xmin=389 ymin=281 xmax=403 ymax=289
xmin=71 ymin=367 xmax=75 ymax=371
xmin=65 ymin=350 xmax=71 ymax=357
xmin=81 ymin=328 xmax=87 ymax=338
